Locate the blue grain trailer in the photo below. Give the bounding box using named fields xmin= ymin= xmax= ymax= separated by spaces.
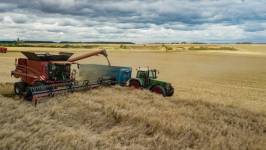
xmin=79 ymin=64 xmax=132 ymax=86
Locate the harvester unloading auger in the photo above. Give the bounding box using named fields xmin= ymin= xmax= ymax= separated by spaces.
xmin=11 ymin=49 xmax=125 ymax=105
xmin=67 ymin=49 xmax=111 ymax=66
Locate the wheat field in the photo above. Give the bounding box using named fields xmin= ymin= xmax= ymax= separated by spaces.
xmin=0 ymin=44 xmax=266 ymax=149
xmin=1 ymin=87 xmax=266 ymax=150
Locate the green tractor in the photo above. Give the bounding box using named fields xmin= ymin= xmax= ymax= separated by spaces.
xmin=129 ymin=68 xmax=174 ymax=97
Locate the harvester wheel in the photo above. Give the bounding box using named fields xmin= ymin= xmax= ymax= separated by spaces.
xmin=129 ymin=79 xmax=141 ymax=89
xmin=14 ymin=82 xmax=26 ymax=96
xmin=150 ymin=85 xmax=166 ymax=97
xmin=24 ymin=88 xmax=33 ymax=101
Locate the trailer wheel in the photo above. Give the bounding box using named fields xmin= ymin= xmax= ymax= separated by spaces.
xmin=129 ymin=79 xmax=141 ymax=89
xmin=14 ymin=82 xmax=26 ymax=95
xmin=150 ymin=85 xmax=166 ymax=97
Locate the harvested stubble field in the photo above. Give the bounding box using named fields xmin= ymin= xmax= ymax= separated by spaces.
xmin=1 ymin=44 xmax=266 ymax=149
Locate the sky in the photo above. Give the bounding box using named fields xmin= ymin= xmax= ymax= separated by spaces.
xmin=0 ymin=0 xmax=265 ymax=43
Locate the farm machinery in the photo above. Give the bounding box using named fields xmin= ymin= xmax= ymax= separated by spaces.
xmin=11 ymin=49 xmax=174 ymax=104
xmin=129 ymin=68 xmax=174 ymax=96
xmin=11 ymin=49 xmax=132 ymax=104
xmin=0 ymin=47 xmax=7 ymax=53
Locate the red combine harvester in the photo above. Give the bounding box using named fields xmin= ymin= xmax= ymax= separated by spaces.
xmin=0 ymin=47 xmax=7 ymax=53
xmin=11 ymin=49 xmax=110 ymax=104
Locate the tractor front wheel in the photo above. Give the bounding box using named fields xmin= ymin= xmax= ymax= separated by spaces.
xmin=150 ymin=85 xmax=166 ymax=97
xmin=129 ymin=79 xmax=141 ymax=89
xmin=14 ymin=82 xmax=26 ymax=96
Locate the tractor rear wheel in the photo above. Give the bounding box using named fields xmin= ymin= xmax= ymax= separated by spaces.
xmin=150 ymin=85 xmax=166 ymax=97
xmin=129 ymin=79 xmax=141 ymax=89
xmin=14 ymin=82 xmax=26 ymax=96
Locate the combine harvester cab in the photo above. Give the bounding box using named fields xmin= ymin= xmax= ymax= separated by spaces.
xmin=12 ymin=51 xmax=75 ymax=86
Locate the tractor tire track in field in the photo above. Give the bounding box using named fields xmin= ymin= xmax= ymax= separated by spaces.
xmin=0 ymin=86 xmax=266 ymax=150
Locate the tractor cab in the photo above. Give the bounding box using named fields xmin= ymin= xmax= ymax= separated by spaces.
xmin=136 ymin=68 xmax=158 ymax=87
xmin=136 ymin=69 xmax=157 ymax=79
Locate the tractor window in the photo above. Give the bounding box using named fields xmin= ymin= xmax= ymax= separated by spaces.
xmin=149 ymin=70 xmax=157 ymax=79
xmin=137 ymin=71 xmax=147 ymax=78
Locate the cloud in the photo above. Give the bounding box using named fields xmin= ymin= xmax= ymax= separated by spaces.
xmin=0 ymin=0 xmax=265 ymax=43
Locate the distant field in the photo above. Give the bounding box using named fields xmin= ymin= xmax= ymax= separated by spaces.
xmin=2 ymin=44 xmax=266 ymax=55
xmin=0 ymin=44 xmax=266 ymax=149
